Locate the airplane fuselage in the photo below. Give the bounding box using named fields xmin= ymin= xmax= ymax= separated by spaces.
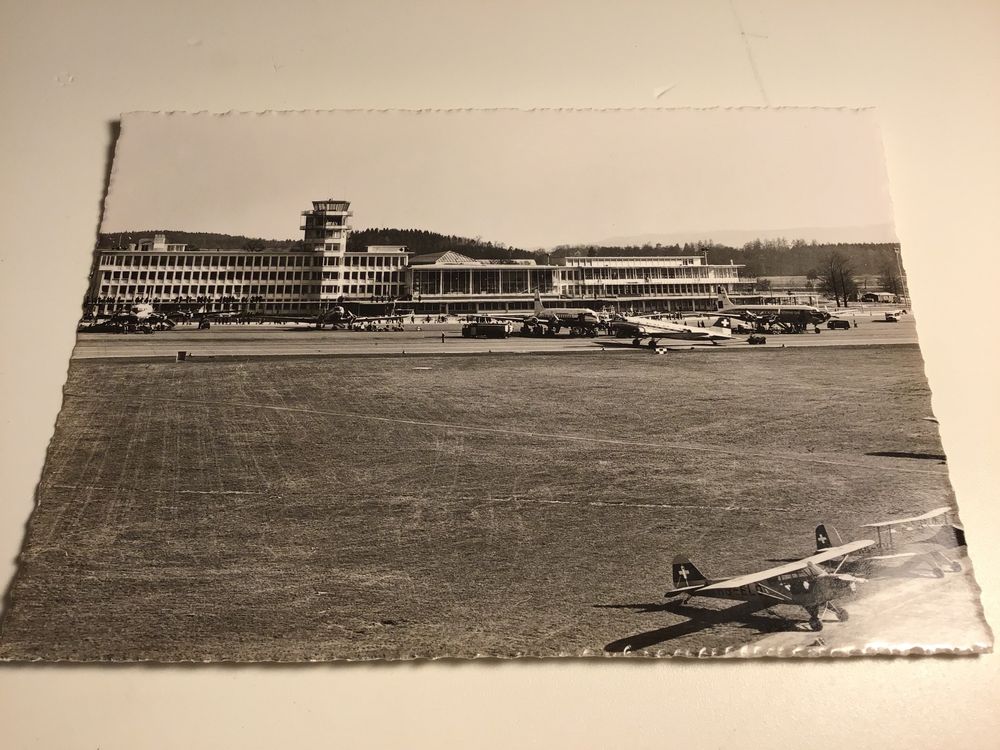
xmin=689 ymin=569 xmax=855 ymax=609
xmin=614 ymin=315 xmax=732 ymax=343
xmin=538 ymin=309 xmax=601 ymax=326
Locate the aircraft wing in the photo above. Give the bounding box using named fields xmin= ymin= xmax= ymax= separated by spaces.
xmin=628 ymin=319 xmax=703 ymax=335
xmin=712 ymin=310 xmax=766 ymax=322
xmin=803 ymin=539 xmax=876 ymax=564
xmin=619 ymin=317 xmax=722 ymax=340
xmin=487 ymin=314 xmax=533 ymax=323
xmin=868 ymin=552 xmax=920 ymax=561
xmin=352 ymin=315 xmax=403 ymax=323
xmin=256 ymin=314 xmax=319 ymax=325
xmin=698 ymin=540 xmax=875 ymax=592
xmin=860 ymin=507 xmax=952 ymax=529
xmin=697 ymin=561 xmax=812 ymax=592
xmin=638 ymin=326 xmax=712 ymax=341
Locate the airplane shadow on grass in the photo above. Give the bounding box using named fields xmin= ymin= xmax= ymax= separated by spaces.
xmin=598 ymin=599 xmax=809 ymax=654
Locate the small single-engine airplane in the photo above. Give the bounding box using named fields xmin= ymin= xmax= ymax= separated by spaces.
xmin=491 ymin=291 xmax=604 ymax=337
xmin=715 ymin=286 xmax=832 ymax=331
xmin=666 ymin=540 xmax=873 ymax=631
xmin=814 ymin=507 xmax=965 ymax=578
xmin=610 ymin=313 xmax=734 ymax=346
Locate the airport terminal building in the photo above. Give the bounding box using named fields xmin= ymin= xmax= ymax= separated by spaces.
xmin=85 ymin=199 xmax=754 ymax=316
xmin=408 ymin=252 xmax=750 ymax=314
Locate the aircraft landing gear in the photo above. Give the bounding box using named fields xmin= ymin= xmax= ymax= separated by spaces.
xmin=828 ymin=603 xmax=849 ymax=623
xmin=806 ymin=606 xmax=824 ymax=631
xmin=632 ymin=338 xmax=641 ymax=347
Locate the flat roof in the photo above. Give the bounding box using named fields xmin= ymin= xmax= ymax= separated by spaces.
xmin=411 ymin=263 xmax=561 ymax=270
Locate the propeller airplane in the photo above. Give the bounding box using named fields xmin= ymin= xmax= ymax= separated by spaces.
xmin=666 ymin=540 xmax=874 ymax=631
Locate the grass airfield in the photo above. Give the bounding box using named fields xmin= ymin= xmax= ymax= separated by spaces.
xmin=0 ymin=344 xmax=986 ymax=660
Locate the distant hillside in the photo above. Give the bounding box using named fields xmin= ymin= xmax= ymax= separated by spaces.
xmin=594 ymin=223 xmax=898 ymax=248
xmin=347 ymin=228 xmax=536 ymax=261
xmin=97 ymin=228 xmax=534 ymax=260
xmin=707 ymin=240 xmax=901 ymax=277
xmin=552 ymin=240 xmax=901 ymax=277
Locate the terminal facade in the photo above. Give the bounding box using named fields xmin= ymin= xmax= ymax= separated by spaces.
xmin=86 ymin=199 xmax=755 ymax=316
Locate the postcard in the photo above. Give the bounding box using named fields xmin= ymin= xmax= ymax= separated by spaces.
xmin=0 ymin=109 xmax=990 ymax=659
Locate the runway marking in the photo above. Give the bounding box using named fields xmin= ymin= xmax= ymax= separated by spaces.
xmin=63 ymin=392 xmax=950 ymax=477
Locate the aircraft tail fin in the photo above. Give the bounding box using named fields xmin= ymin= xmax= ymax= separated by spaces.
xmin=815 ymin=524 xmax=843 ymax=550
xmin=533 ymin=289 xmax=544 ymax=315
xmin=716 ymin=286 xmax=734 ymax=311
xmin=672 ymin=555 xmax=707 ymax=589
xmin=708 ymin=316 xmax=733 ymax=331
xmin=815 ymin=524 xmax=832 ymax=550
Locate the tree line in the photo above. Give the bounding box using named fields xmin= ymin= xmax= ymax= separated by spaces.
xmin=346 ymin=228 xmax=537 ymax=261
xmin=550 ymin=238 xmax=901 ymax=278
xmin=98 ymin=231 xmax=305 ymax=252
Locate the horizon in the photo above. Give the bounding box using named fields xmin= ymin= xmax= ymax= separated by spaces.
xmin=98 ymin=225 xmax=900 ymax=251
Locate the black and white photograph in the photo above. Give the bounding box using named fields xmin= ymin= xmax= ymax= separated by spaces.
xmin=0 ymin=107 xmax=991 ymax=660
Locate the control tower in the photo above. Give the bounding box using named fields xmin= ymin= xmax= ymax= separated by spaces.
xmin=301 ymin=199 xmax=353 ymax=305
xmin=300 ymin=199 xmax=352 ymax=254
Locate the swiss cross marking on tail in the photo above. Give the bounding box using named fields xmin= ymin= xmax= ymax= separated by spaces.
xmin=678 ymin=566 xmax=689 ymax=583
xmin=817 ymin=533 xmax=827 ymax=545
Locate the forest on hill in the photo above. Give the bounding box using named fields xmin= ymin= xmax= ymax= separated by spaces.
xmin=346 ymin=228 xmax=537 ymax=261
xmin=550 ymin=239 xmax=900 ymax=277
xmin=97 ymin=231 xmax=305 ymax=252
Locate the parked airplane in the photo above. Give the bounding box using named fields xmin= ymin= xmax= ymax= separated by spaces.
xmin=814 ymin=507 xmax=964 ymax=578
xmin=715 ymin=287 xmax=831 ymax=330
xmin=79 ymin=303 xmax=176 ymax=333
xmin=666 ymin=540 xmax=873 ymax=631
xmin=258 ymin=304 xmax=405 ymax=330
xmin=610 ymin=313 xmax=734 ymax=346
xmin=492 ymin=291 xmax=603 ymax=336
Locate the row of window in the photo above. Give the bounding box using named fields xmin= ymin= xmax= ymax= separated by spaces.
xmin=568 ymin=267 xmax=730 ymax=280
xmin=101 ymin=269 xmax=405 ymax=283
xmin=103 ymin=270 xmax=322 ymax=282
xmin=557 ymin=284 xmax=721 ymax=297
xmin=97 ymin=253 xmax=408 ymax=269
xmin=98 ymin=283 xmax=406 ymax=298
xmin=98 ymin=254 xmax=325 ymax=268
xmin=564 ymin=257 xmax=702 ymax=267
xmin=303 ymin=229 xmax=346 ymax=239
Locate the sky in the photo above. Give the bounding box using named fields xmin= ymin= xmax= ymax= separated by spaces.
xmin=102 ymin=108 xmax=897 ymax=249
